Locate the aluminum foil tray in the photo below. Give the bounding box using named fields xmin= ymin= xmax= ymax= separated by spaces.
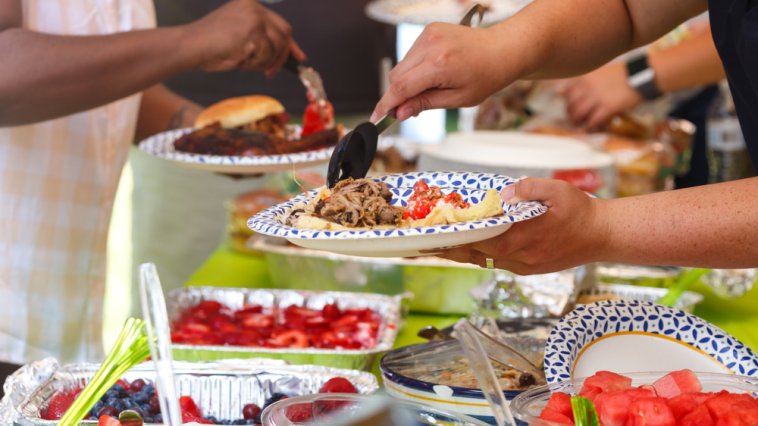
xmin=577 ymin=283 xmax=703 ymax=313
xmin=250 ymin=237 xmax=494 ymax=315
xmin=2 ymin=358 xmax=378 ymax=426
xmin=167 ymin=287 xmax=403 ymax=371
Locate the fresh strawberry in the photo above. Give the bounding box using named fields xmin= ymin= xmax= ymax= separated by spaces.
xmin=41 ymin=389 xmax=77 ymax=420
xmin=98 ymin=415 xmax=122 ymax=426
xmin=271 ymin=330 xmax=308 ymax=348
xmin=286 ymin=403 xmax=314 ymax=422
xmin=179 ymin=395 xmax=203 ymax=418
xmin=319 ymin=377 xmax=357 ymax=394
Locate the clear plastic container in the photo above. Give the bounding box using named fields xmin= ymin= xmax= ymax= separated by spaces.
xmin=510 ymin=372 xmax=758 ymax=426
xmin=260 ymin=393 xmax=490 ymax=426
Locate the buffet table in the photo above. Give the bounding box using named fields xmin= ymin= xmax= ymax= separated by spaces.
xmin=186 ymin=242 xmax=758 ymax=376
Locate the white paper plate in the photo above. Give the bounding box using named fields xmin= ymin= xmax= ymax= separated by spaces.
xmin=138 ymin=128 xmax=334 ymax=174
xmin=543 ymin=300 xmax=758 ymax=383
xmin=365 ymin=0 xmax=525 ymax=26
xmin=248 ymin=172 xmax=547 ymax=257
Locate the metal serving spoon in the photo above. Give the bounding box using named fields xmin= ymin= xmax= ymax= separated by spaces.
xmin=325 ymin=3 xmax=486 ymax=188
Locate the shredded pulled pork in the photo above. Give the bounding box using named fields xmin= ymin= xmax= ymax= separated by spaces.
xmin=314 ymin=178 xmax=404 ymax=228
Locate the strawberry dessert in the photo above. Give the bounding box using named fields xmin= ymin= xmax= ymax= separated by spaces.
xmin=171 ymin=300 xmax=383 ymax=350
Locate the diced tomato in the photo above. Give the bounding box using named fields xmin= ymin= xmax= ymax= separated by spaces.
xmin=302 ymin=100 xmax=334 ymax=136
xmin=413 ymin=180 xmax=429 ymax=193
xmin=544 ymin=392 xmax=574 ymax=419
xmin=652 ymin=369 xmax=702 ymax=399
xmin=539 ymin=408 xmax=575 ymax=425
xmin=679 ymin=404 xmax=714 ymax=426
xmin=627 ymin=397 xmax=676 ymax=426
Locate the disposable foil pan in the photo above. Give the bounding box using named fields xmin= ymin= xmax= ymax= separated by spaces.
xmin=577 ymin=283 xmax=703 ymax=313
xmin=1 ymin=358 xmax=378 ymax=426
xmin=167 ymin=287 xmax=403 ymax=371
xmin=250 ymin=236 xmax=494 ymax=315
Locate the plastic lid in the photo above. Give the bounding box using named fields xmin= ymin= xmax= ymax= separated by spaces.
xmin=260 ymin=393 xmax=489 ymax=426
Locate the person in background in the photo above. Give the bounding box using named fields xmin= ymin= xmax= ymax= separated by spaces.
xmin=127 ymin=0 xmax=395 ymax=301
xmin=372 ymin=0 xmax=758 ymax=274
xmin=560 ymin=22 xmax=724 ymax=187
xmin=0 ymin=0 xmax=303 ymax=391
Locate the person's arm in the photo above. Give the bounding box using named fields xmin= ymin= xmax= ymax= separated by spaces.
xmin=371 ymin=0 xmax=707 ymax=121
xmin=440 ymin=177 xmax=758 ymax=274
xmin=563 ymin=25 xmax=724 ymax=129
xmin=0 ymin=0 xmax=304 ymax=126
xmin=135 ymin=85 xmax=203 ymax=142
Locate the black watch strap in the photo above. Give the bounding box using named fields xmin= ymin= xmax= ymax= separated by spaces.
xmin=626 ymin=54 xmax=663 ymax=100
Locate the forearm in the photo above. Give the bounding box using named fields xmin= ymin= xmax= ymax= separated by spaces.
xmin=494 ymin=0 xmax=707 ymax=80
xmin=0 ymin=27 xmax=201 ymax=126
xmin=649 ymin=27 xmax=724 ymax=93
xmin=598 ymin=178 xmax=758 ymax=267
xmin=135 ymin=85 xmax=202 ymax=142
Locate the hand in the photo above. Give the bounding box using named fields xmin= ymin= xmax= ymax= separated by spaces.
xmin=185 ymin=0 xmax=305 ymax=74
xmin=560 ymin=61 xmax=643 ymax=130
xmin=439 ymin=178 xmax=609 ymax=275
xmin=371 ymin=23 xmax=518 ymax=122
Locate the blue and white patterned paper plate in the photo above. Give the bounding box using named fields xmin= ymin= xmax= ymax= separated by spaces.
xmin=137 ymin=128 xmax=334 ymax=174
xmin=544 ymin=300 xmax=758 ymax=383
xmin=248 ymin=171 xmax=547 ymax=257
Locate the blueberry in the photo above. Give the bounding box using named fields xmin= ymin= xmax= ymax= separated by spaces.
xmin=122 ymin=398 xmax=137 ymax=409
xmin=206 ymin=416 xmax=219 ymax=423
xmin=112 ymin=384 xmax=128 ymax=397
xmin=104 ymin=389 xmax=120 ymax=400
xmin=263 ymin=392 xmax=288 ymax=409
xmin=143 ymin=417 xmax=154 ymax=423
xmin=139 ymin=403 xmax=152 ymax=415
xmin=246 ymin=420 xmax=258 ymax=425
xmin=133 ymin=390 xmax=150 ymax=404
xmin=143 ymin=384 xmax=155 ymax=396
xmin=111 ymin=399 xmax=126 ymax=412
xmin=234 ymin=419 xmax=247 ymax=425
xmin=153 ymin=413 xmax=162 ymax=423
xmin=98 ymin=406 xmax=119 ymax=417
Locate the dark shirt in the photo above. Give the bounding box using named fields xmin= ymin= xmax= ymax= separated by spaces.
xmin=155 ymin=1 xmax=396 ymax=114
xmin=709 ymin=0 xmax=758 ymax=163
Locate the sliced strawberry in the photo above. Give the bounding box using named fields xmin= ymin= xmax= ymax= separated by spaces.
xmin=179 ymin=395 xmax=203 ymax=418
xmin=272 ymin=330 xmax=308 ymax=348
xmin=286 ymin=403 xmax=314 ymax=422
xmin=319 ymin=377 xmax=358 ymax=393
xmin=98 ymin=415 xmax=122 ymax=426
xmin=242 ymin=313 xmax=273 ymax=329
xmin=42 ymin=389 xmax=77 ymax=420
xmin=322 ymin=303 xmax=341 ymax=321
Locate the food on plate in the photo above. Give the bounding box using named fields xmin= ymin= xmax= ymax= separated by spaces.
xmin=173 ymin=95 xmax=340 ymax=156
xmin=539 ymin=370 xmax=758 ymax=426
xmin=227 ymin=189 xmax=288 ymax=253
xmin=43 ymin=376 xmax=359 ymax=425
xmin=171 ymin=300 xmax=383 ymax=349
xmin=286 ymin=178 xmax=504 ymax=230
xmin=397 ymin=355 xmax=541 ymax=390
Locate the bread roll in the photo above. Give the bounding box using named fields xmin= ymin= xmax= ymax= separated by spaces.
xmin=195 ymin=95 xmax=285 ymax=129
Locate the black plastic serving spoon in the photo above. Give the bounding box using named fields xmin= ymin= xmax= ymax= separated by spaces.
xmin=325 ymin=3 xmax=487 ymax=188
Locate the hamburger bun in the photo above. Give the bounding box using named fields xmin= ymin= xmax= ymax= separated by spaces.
xmin=195 ymin=95 xmax=285 ymax=129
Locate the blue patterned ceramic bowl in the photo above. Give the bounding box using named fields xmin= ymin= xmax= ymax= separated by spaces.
xmin=138 ymin=128 xmax=334 ymax=174
xmin=544 ymin=300 xmax=758 ymax=383
xmin=248 ymin=172 xmax=547 ymax=257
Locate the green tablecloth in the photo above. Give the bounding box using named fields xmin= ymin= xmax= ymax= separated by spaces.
xmin=186 ymin=243 xmax=758 ymax=370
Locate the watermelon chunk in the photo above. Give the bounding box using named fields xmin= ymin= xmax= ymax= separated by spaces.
xmin=628 ymin=397 xmax=676 ymax=426
xmin=539 ymin=408 xmax=575 ymax=425
xmin=666 ymin=393 xmax=698 ymax=419
xmin=706 ymin=392 xmax=758 ymax=426
xmin=679 ymin=404 xmax=714 ymax=426
xmin=545 ymin=392 xmax=574 ymax=419
xmin=581 ymin=371 xmax=633 ymax=395
xmin=595 ymin=388 xmax=656 ymax=426
xmin=651 ymin=370 xmax=702 ymax=399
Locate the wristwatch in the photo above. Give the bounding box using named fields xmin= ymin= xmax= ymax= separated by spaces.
xmin=626 ymin=54 xmax=663 ymax=100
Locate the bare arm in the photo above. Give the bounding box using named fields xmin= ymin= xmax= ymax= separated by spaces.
xmin=135 ymin=85 xmax=202 ymax=142
xmin=372 ymin=0 xmax=708 ymax=121
xmin=598 ymin=178 xmax=758 ymax=268
xmin=563 ymin=24 xmax=724 ymax=129
xmin=650 ymin=26 xmax=723 ymax=93
xmin=0 ymin=0 xmax=304 ymax=126
xmin=441 ymin=177 xmax=758 ymax=274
